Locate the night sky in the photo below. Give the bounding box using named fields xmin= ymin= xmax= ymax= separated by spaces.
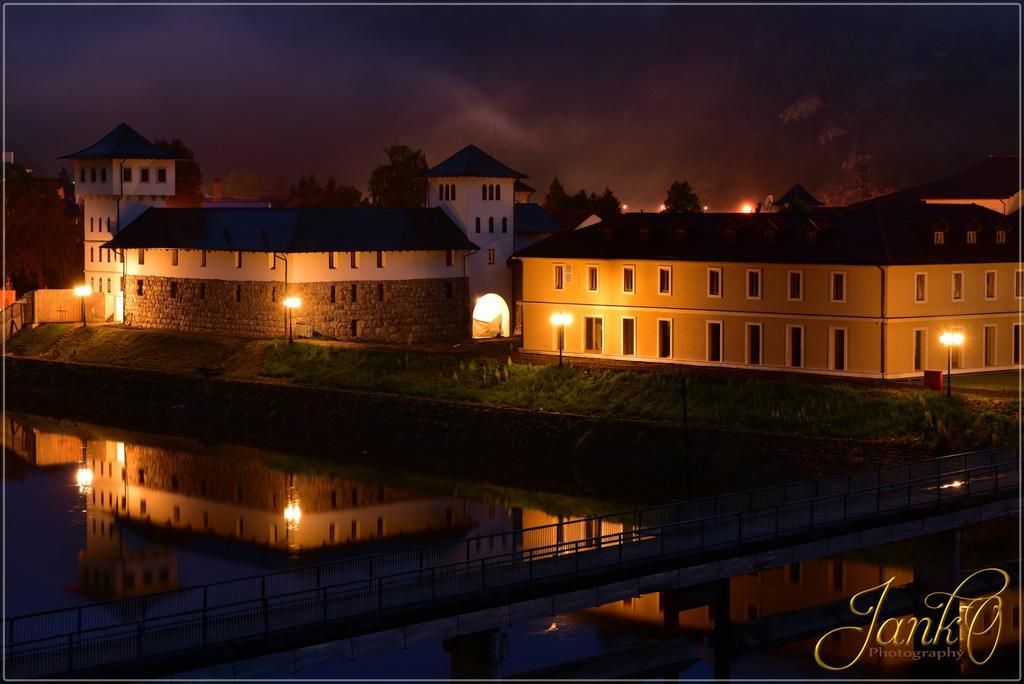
xmin=5 ymin=4 xmax=1019 ymax=210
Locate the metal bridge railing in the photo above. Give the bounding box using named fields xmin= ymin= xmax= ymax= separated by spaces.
xmin=3 ymin=447 xmax=1017 ymax=677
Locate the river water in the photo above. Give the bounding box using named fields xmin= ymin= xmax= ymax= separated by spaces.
xmin=3 ymin=411 xmax=1018 ymax=678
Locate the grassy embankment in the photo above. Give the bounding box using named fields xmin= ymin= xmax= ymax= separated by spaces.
xmin=8 ymin=324 xmax=1019 ymax=452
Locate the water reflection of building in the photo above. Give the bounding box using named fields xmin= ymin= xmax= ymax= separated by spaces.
xmin=4 ymin=415 xmax=83 ymax=466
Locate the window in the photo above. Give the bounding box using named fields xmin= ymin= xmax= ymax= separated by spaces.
xmin=171 ymin=249 xmax=179 ymax=267
xmin=746 ymin=269 xmax=762 ymax=300
xmin=707 ymin=268 xmax=722 ymax=297
xmin=914 ymin=273 xmax=926 ymax=302
xmin=450 ymin=184 xmax=455 ymax=200
xmin=952 ymin=272 xmax=964 ymax=301
xmin=235 ymin=285 xmax=242 ymax=303
xmin=951 ymin=328 xmax=963 ymax=369
xmin=488 ymin=184 xmax=495 ymax=201
xmin=831 ymin=328 xmax=847 ymax=371
xmin=787 ymin=325 xmax=803 ymax=368
xmin=140 ymin=168 xmax=150 ymax=183
xmin=138 ymin=249 xmax=145 ymax=265
xmin=622 ymin=265 xmax=635 ymax=294
xmin=376 ymin=251 xmax=385 ymax=268
xmin=330 ymin=285 xmax=337 ymax=303
xmin=136 ymin=280 xmax=144 ymax=296
xmin=913 ymin=329 xmax=926 ymax=371
xmin=235 ymin=251 xmax=243 ymax=269
xmin=746 ymin=323 xmax=762 ymax=364
xmin=584 ymin=316 xmax=603 ymax=353
xmin=90 ymin=168 xmax=97 ymax=183
xmin=830 ymin=272 xmax=846 ymax=303
xmin=157 ymin=168 xmax=166 ymax=183
xmin=985 ymin=270 xmax=997 ymax=300
xmin=966 ymin=230 xmax=977 ymax=244
xmin=90 ymin=217 xmax=94 ymax=232
xmin=199 ymin=283 xmax=206 ymax=300
xmin=100 ymin=168 xmax=106 ymax=183
xmin=787 ymin=270 xmax=803 ymax=301
xmin=707 ymin=322 xmax=723 ymax=362
xmin=657 ymin=319 xmax=672 ymax=359
xmin=271 ymin=286 xmax=276 ymax=303
xmin=1014 ymin=324 xmax=1021 ymax=366
xmin=377 ymin=283 xmax=385 ymax=301
xmin=90 ymin=247 xmax=94 ymax=263
xmin=1016 ymin=270 xmax=1023 ymax=299
xmin=984 ymin=325 xmax=996 ymax=367
xmin=122 ymin=167 xmax=132 ymax=183
xmin=481 ymin=184 xmax=487 ymax=200
xmin=587 ymin=265 xmax=599 ymax=292
xmin=622 ymin=318 xmax=636 ymax=356
xmin=501 ymin=217 xmax=508 ymax=233
xmin=495 ymin=185 xmax=501 ymax=201
xmin=80 ymin=168 xmax=86 ymax=183
xmin=350 ymin=251 xmax=360 ymax=269
xmin=488 ymin=217 xmax=494 ymax=233
xmin=474 ymin=217 xmax=481 ymax=233
xmin=445 ymin=250 xmax=454 ymax=267
xmin=487 ymin=248 xmax=495 ymax=265
xmin=169 ymin=282 xmax=178 ymax=299
xmin=328 ymin=252 xmax=336 ymax=269
xmin=106 ymin=278 xmax=111 ymax=293
xmin=350 ymin=284 xmax=358 ymax=302
xmin=933 ymin=231 xmax=945 ymax=245
xmin=106 ymin=217 xmax=111 ymax=232
xmin=996 ymin=230 xmax=1007 ymax=244
xmin=658 ymin=266 xmax=672 ymax=295
xmin=553 ymin=264 xmax=565 ymax=290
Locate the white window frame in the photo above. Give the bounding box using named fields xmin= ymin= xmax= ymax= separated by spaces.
xmin=656 ymin=318 xmax=673 ymax=359
xmin=586 ymin=264 xmax=599 ymax=293
xmin=913 ymin=327 xmax=927 ymax=372
xmin=622 ymin=264 xmax=636 ymax=295
xmin=553 ymin=263 xmax=565 ymax=291
xmin=913 ymin=272 xmax=927 ymax=303
xmin=744 ymin=322 xmax=763 ymax=365
xmin=745 ymin=269 xmax=762 ymax=300
xmin=951 ymin=271 xmax=964 ymax=302
xmin=829 ymin=271 xmax=847 ymax=304
xmin=996 ymin=230 xmax=1007 ymax=244
xmin=582 ymin=315 xmax=604 ymax=353
xmin=933 ymin=231 xmax=945 ymax=245
xmin=829 ymin=326 xmax=848 ymax=371
xmin=621 ymin=316 xmax=636 ymax=357
xmin=707 ymin=267 xmax=723 ymax=298
xmin=984 ymin=270 xmax=997 ymax=300
xmin=706 ymin=320 xmax=724 ymax=362
xmin=785 ymin=324 xmax=804 ymax=368
xmin=983 ymin=324 xmax=997 ymax=367
xmin=658 ymin=265 xmax=672 ymax=295
xmin=787 ymin=270 xmax=803 ymax=302
xmin=966 ymin=230 xmax=977 ymax=244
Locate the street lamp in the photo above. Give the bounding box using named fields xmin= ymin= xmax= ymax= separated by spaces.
xmin=939 ymin=331 xmax=965 ymax=398
xmin=282 ymin=296 xmax=301 ymax=344
xmin=549 ymin=312 xmax=573 ymax=366
xmin=73 ymin=285 xmax=92 ymax=327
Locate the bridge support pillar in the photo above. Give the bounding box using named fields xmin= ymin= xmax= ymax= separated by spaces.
xmin=912 ymin=529 xmax=963 ymax=676
xmin=660 ymin=589 xmax=681 ymax=637
xmin=444 ymin=628 xmax=507 ymax=680
xmin=712 ymin=579 xmax=731 ymax=679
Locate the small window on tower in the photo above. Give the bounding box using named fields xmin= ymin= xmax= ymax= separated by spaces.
xmin=501 ymin=217 xmax=508 ymax=233
xmin=235 ymin=251 xmax=243 ymax=268
xmin=488 ymin=217 xmax=494 ymax=233
xmin=100 ymin=168 xmax=107 ymax=183
xmin=140 ymin=168 xmax=150 ymax=183
xmin=138 ymin=249 xmax=145 ymax=265
xmin=445 ymin=250 xmax=454 ymax=266
xmin=123 ymin=167 xmax=132 ymax=183
xmin=157 ymin=168 xmax=167 ymax=183
xmin=376 ymin=251 xmax=385 ymax=268
xmin=475 ymin=217 xmax=481 ymax=233
xmin=495 ymin=185 xmax=501 ymax=201
xmin=90 ymin=168 xmax=96 ymax=183
xmin=171 ymin=249 xmax=179 ymax=266
xmin=487 ymin=248 xmax=496 ymax=265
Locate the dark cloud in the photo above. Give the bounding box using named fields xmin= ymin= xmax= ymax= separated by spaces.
xmin=4 ymin=4 xmax=1017 ymax=210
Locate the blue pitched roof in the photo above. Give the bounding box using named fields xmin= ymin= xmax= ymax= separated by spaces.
xmin=59 ymin=123 xmax=179 ymax=160
xmin=514 ymin=203 xmax=562 ymax=235
xmin=104 ymin=207 xmax=479 ymax=253
xmin=424 ymin=144 xmax=526 ymax=178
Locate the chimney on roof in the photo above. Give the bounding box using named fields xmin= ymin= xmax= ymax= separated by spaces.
xmin=212 ymin=178 xmax=224 ymax=202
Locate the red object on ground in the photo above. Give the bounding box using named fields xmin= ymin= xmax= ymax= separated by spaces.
xmin=923 ymin=369 xmax=943 ymax=392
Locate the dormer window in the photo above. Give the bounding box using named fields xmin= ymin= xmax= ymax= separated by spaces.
xmin=933 ymin=231 xmax=945 ymax=245
xmin=673 ymin=227 xmax=686 ymax=242
xmin=996 ymin=230 xmax=1007 ymax=244
xmin=804 ymin=229 xmax=817 ymax=243
xmin=966 ymin=230 xmax=977 ymax=244
xmin=724 ymin=228 xmax=736 ymax=243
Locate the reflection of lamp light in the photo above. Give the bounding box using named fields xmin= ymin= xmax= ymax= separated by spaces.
xmin=116 ymin=442 xmax=126 ymax=464
xmin=939 ymin=331 xmax=965 ymax=398
xmin=283 ymin=501 xmax=302 ymax=525
xmin=73 ymin=285 xmax=92 ymax=327
xmin=282 ymin=296 xmax=301 ymax=344
xmin=76 ymin=466 xmax=94 ymax=493
xmin=658 ymin=204 xmax=667 ymax=212
xmin=740 ymin=203 xmax=754 ymax=214
xmin=549 ymin=312 xmax=573 ymax=366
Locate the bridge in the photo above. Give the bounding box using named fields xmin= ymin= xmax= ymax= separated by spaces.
xmin=4 ymin=447 xmax=1018 ymax=678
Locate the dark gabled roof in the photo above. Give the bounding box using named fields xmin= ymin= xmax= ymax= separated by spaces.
xmin=514 ymin=202 xmax=1014 ymax=266
xmin=424 ymin=144 xmax=527 ymax=179
xmin=776 ymin=183 xmax=823 ymax=207
xmin=104 ymin=207 xmax=478 ymax=253
xmin=514 ymin=203 xmax=562 ymax=235
xmin=870 ymin=156 xmax=1021 ymax=203
xmin=514 ymin=179 xmax=536 ymax=193
xmin=59 ymin=123 xmax=180 ymax=160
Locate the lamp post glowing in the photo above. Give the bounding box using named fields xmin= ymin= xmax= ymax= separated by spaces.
xmin=939 ymin=331 xmax=964 ymax=398
xmin=283 ymin=296 xmax=301 ymax=344
xmin=73 ymin=285 xmax=92 ymax=327
xmin=550 ymin=312 xmax=572 ymax=366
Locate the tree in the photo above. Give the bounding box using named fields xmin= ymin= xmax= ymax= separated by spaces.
xmin=543 ymin=177 xmax=622 ymax=215
xmin=270 ymin=174 xmax=290 ymax=205
xmin=223 ymin=169 xmax=265 ymax=199
xmin=664 ymin=180 xmax=703 ymax=213
xmin=368 ymin=144 xmax=428 ymax=208
xmin=284 ymin=174 xmax=364 ymax=207
xmin=543 ymin=177 xmax=571 ymax=212
xmin=589 ymin=187 xmax=622 ymax=216
xmin=4 ymin=163 xmax=80 ymax=292
xmin=154 ymin=138 xmax=203 ymax=207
